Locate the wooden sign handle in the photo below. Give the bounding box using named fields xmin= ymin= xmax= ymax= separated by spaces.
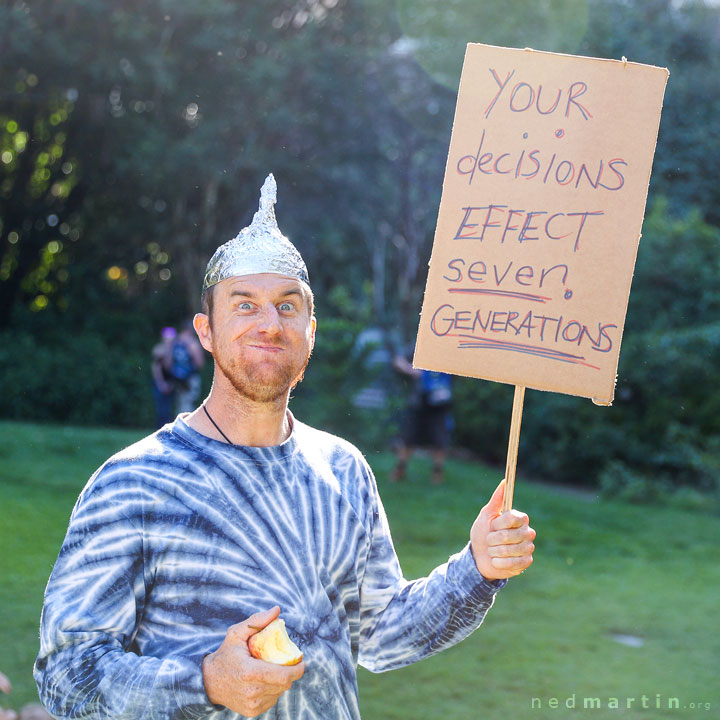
xmin=502 ymin=386 xmax=526 ymax=513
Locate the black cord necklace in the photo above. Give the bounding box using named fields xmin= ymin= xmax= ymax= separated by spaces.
xmin=203 ymin=404 xmax=234 ymax=445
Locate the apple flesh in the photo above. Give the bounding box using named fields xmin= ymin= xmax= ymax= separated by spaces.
xmin=248 ymin=618 xmax=303 ymax=666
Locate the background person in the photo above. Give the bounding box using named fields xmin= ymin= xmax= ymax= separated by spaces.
xmin=392 ymin=351 xmax=454 ymax=485
xmin=150 ymin=325 xmax=177 ymax=428
xmin=173 ymin=319 xmax=207 ymax=413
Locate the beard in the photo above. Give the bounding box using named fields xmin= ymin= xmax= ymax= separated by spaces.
xmin=214 ymin=341 xmax=313 ymax=404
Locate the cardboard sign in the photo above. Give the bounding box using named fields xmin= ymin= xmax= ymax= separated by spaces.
xmin=414 ymin=44 xmax=668 ymax=404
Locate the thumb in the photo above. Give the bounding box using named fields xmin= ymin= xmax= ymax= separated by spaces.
xmin=237 ymin=606 xmax=281 ymax=642
xmin=482 ymin=479 xmax=506 ymax=519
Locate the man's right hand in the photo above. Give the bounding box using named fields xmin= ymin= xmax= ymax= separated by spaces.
xmin=202 ymin=607 xmax=305 ymax=717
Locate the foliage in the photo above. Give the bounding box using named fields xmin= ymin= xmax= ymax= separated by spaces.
xmin=598 ymin=459 xmax=717 ymax=511
xmin=0 ymin=328 xmax=155 ymax=427
xmin=625 ymin=198 xmax=720 ymax=334
xmin=582 ymin=0 xmax=720 ymax=223
xmin=0 ymin=314 xmax=396 ymax=453
xmin=393 ymin=0 xmax=591 ymax=90
xmin=1 ymin=0 xmax=720 ymax=493
xmin=5 ymin=0 xmax=715 ymax=336
xmin=0 ymin=0 xmax=448 ymax=343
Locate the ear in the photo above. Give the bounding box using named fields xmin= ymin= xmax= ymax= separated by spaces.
xmin=193 ymin=312 xmax=213 ymax=354
xmin=309 ymin=316 xmax=317 ymax=352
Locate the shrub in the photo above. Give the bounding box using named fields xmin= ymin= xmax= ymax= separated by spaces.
xmin=0 ymin=330 xmax=155 ymax=428
xmin=0 ymin=318 xmax=398 ymax=453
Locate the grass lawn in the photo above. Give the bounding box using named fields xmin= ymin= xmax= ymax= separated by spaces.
xmin=1 ymin=420 xmax=718 ymax=719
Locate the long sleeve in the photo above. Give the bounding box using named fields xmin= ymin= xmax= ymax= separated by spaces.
xmin=34 ymin=477 xmax=216 ymax=720
xmin=357 ymin=474 xmax=505 ymax=673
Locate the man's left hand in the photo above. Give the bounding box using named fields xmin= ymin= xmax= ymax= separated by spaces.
xmin=470 ymin=480 xmax=535 ymax=581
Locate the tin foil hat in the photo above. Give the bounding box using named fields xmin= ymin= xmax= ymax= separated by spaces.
xmin=202 ymin=174 xmax=308 ymax=292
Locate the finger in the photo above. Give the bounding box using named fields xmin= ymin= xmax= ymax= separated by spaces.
xmin=487 ymin=540 xmax=535 ymax=558
xmin=246 ymin=667 xmax=304 ymax=716
xmin=287 ymin=659 xmax=305 ymax=682
xmin=231 ymin=606 xmax=281 ymax=643
xmin=490 ymin=554 xmax=534 ymax=572
xmin=243 ymin=676 xmax=296 ymax=700
xmin=486 ymin=525 xmax=535 ymax=547
xmin=490 ymin=509 xmax=529 ymax=531
xmin=265 ymin=659 xmax=305 ymax=685
xmin=246 ymin=657 xmax=306 ymax=686
xmin=241 ymin=691 xmax=279 ymax=718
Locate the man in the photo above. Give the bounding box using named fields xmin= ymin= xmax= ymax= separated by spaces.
xmin=35 ymin=175 xmax=535 ymax=720
xmin=392 ymin=352 xmax=453 ymax=485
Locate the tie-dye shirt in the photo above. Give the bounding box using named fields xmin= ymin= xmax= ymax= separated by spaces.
xmin=35 ymin=414 xmax=504 ymax=720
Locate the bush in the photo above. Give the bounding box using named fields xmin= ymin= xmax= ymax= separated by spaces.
xmin=0 ymin=318 xmax=398 ymax=453
xmin=0 ymin=330 xmax=155 ymax=428
xmin=599 ymin=460 xmax=718 ymax=512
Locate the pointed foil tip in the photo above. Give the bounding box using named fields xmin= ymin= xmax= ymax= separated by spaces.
xmin=258 ymin=173 xmax=277 ymax=215
xmin=202 ymin=174 xmax=309 ymax=293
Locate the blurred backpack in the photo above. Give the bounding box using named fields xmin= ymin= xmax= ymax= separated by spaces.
xmin=170 ymin=340 xmax=195 ymax=383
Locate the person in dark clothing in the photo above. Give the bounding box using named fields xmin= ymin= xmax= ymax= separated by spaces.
xmin=392 ymin=353 xmax=453 ymax=485
xmin=150 ymin=326 xmax=177 ymax=428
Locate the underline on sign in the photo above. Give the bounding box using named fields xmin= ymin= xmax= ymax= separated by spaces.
xmin=447 ymin=288 xmax=552 ymax=303
xmin=450 ymin=333 xmax=601 ymax=370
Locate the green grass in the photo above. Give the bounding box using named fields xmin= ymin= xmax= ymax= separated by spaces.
xmin=1 ymin=421 xmax=718 ymax=719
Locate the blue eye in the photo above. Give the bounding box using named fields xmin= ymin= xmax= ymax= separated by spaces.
xmin=238 ymin=302 xmax=253 ymax=311
xmin=279 ymin=302 xmax=294 ymax=312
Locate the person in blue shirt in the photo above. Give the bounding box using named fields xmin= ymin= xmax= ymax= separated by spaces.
xmin=35 ymin=176 xmax=535 ymax=720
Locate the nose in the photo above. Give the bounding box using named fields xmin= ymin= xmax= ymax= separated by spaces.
xmin=257 ymin=304 xmax=282 ymax=336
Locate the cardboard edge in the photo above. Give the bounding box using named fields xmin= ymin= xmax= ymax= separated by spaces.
xmin=412 ymin=349 xmax=616 ymax=406
xmin=414 ymin=44 xmax=670 ymax=408
xmin=466 ymin=42 xmax=671 ymax=77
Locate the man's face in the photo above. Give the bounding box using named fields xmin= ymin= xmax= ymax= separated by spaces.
xmin=195 ymin=274 xmax=316 ymax=404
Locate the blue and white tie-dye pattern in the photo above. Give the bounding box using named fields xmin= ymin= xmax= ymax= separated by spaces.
xmin=35 ymin=414 xmax=505 ymax=719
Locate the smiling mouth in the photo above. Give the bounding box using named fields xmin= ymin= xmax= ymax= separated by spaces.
xmin=249 ymin=344 xmax=284 ymax=352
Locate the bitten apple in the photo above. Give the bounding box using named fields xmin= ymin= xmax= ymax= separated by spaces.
xmin=247 ymin=618 xmax=303 ymax=666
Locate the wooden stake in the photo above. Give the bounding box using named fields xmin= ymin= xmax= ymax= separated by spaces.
xmin=502 ymin=385 xmax=526 ymax=513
